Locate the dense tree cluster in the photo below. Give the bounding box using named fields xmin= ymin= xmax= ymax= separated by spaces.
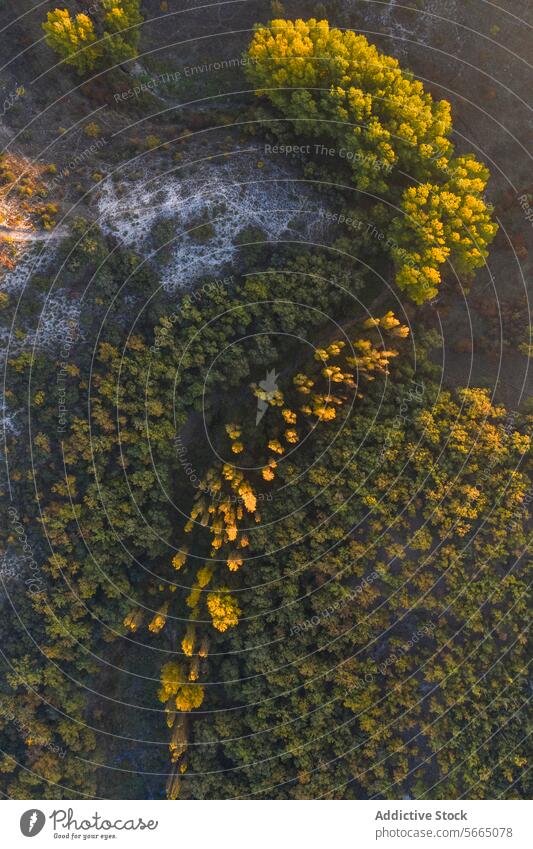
xmin=246 ymin=19 xmax=498 ymax=302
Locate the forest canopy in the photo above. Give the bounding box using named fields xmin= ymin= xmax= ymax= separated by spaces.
xmin=43 ymin=1 xmax=144 ymax=74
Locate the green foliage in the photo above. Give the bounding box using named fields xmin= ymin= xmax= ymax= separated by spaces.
xmin=101 ymin=0 xmax=143 ymax=63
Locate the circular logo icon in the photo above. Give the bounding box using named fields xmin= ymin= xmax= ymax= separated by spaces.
xmin=20 ymin=809 xmax=46 ymax=837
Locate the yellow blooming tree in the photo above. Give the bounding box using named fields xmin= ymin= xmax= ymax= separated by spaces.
xmin=147 ymin=312 xmax=410 ymax=778
xmin=246 ymin=19 xmax=497 ymax=302
xmin=390 ymin=158 xmax=499 ymax=302
xmin=43 ymin=1 xmax=143 ymax=74
xmin=42 ymin=9 xmax=102 ymax=76
xmin=158 ymin=661 xmax=205 ymax=713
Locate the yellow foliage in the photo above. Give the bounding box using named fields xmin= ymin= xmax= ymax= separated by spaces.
xmin=246 ymin=20 xmax=497 ymax=303
xmin=207 ymin=591 xmax=241 ymax=632
xmin=198 ymin=636 xmax=209 ymax=658
xmin=293 ymin=373 xmax=314 ymax=393
xmin=238 ymin=482 xmax=257 ymax=512
xmin=197 ymin=564 xmax=214 ymax=588
xmin=247 ymin=18 xmax=452 ymax=195
xmin=188 ymin=657 xmax=200 ymax=682
xmin=175 ymin=684 xmax=204 ymax=711
xmin=158 ymin=661 xmax=184 ymax=701
xmin=225 ymin=423 xmax=241 ymax=439
xmin=42 ymin=9 xmax=102 ymax=75
xmin=149 ymin=603 xmax=168 ymax=634
xmin=186 ymin=587 xmax=201 ymax=608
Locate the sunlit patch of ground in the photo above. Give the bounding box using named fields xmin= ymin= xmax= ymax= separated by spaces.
xmin=97 ymin=151 xmax=330 ymax=290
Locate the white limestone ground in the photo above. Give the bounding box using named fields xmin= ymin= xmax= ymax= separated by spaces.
xmin=96 ymin=150 xmax=329 ymax=290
